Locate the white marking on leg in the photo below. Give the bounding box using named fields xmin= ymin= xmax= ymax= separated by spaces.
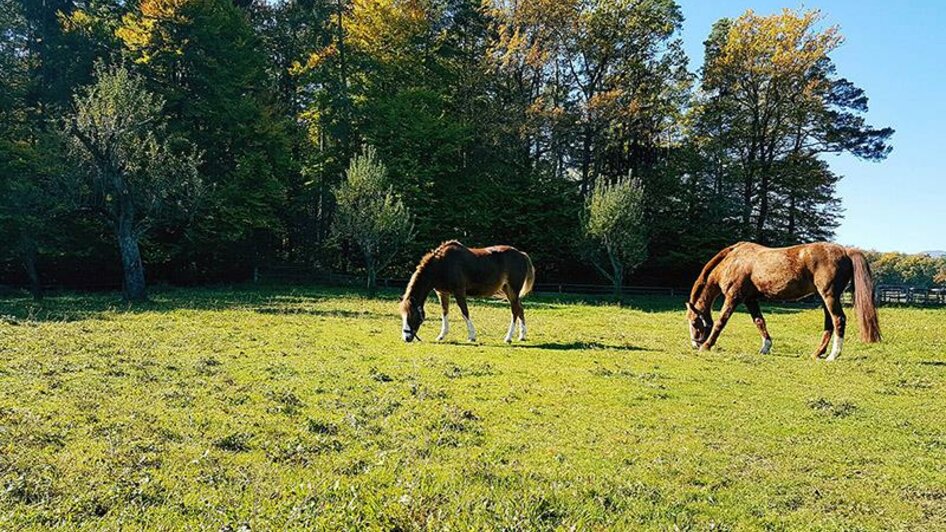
xmin=518 ymin=316 xmax=527 ymax=341
xmin=436 ymin=314 xmax=449 ymax=341
xmin=826 ymin=336 xmax=843 ymax=361
xmin=760 ymin=338 xmax=772 ymax=355
xmin=464 ymin=316 xmax=477 ymax=342
xmin=504 ymin=318 xmax=515 ymax=343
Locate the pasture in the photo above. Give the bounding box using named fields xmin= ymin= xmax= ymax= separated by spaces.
xmin=0 ymin=285 xmax=944 ymax=530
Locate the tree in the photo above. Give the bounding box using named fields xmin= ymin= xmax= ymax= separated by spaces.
xmin=694 ymin=9 xmax=893 ymax=244
xmin=581 ymin=175 xmax=647 ymax=298
xmin=118 ymin=0 xmax=292 ymax=278
xmin=332 ymin=146 xmax=414 ymax=295
xmin=64 ymin=64 xmax=201 ymax=301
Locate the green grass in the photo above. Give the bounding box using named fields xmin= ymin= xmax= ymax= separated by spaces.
xmin=1 ymin=285 xmax=944 ymax=530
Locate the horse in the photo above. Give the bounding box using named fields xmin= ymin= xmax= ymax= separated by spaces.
xmin=399 ymin=240 xmax=535 ymax=343
xmin=685 ymin=242 xmax=881 ymax=361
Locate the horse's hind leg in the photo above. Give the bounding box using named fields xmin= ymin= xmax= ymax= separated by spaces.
xmin=823 ymin=293 xmax=846 ymax=362
xmin=813 ymin=302 xmax=832 ymax=359
xmin=501 ymin=285 xmax=526 ymax=343
xmin=436 ymin=290 xmax=450 ymax=341
xmin=745 ymin=300 xmax=772 ymax=354
xmin=516 ymin=298 xmax=526 ymax=341
xmin=455 ymin=292 xmax=476 ymax=342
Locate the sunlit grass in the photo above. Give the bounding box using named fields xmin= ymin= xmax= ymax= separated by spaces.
xmin=1 ymin=285 xmax=944 ymax=529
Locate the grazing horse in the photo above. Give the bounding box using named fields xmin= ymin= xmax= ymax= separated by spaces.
xmin=685 ymin=242 xmax=881 ymax=360
xmin=400 ymin=241 xmax=535 ymax=343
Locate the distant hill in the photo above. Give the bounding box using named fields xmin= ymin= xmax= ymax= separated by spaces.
xmin=922 ymin=250 xmax=945 ymax=258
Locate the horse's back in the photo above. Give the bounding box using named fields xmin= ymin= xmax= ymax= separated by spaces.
xmin=442 ymin=243 xmax=531 ymax=296
xmin=726 ymin=242 xmax=852 ymax=299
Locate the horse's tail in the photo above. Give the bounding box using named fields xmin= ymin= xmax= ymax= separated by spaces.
xmin=519 ymin=252 xmax=535 ymax=298
xmin=848 ymin=248 xmax=881 ymax=343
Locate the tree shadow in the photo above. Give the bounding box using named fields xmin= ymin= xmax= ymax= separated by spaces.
xmin=253 ymin=307 xmax=386 ymax=319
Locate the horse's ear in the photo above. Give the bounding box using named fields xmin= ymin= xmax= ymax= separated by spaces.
xmin=684 ymin=301 xmax=695 ymax=312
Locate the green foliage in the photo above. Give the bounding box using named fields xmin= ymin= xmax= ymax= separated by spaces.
xmin=118 ymin=0 xmax=292 ymax=273
xmin=332 ymin=146 xmax=415 ymax=292
xmin=0 ymin=285 xmax=943 ymax=528
xmin=581 ymin=175 xmax=648 ymax=292
xmin=0 ymin=1 xmax=896 ymax=289
xmin=691 ymin=8 xmax=893 ymax=246
xmin=65 ymin=64 xmax=202 ymax=233
xmin=868 ymin=251 xmax=946 ymax=288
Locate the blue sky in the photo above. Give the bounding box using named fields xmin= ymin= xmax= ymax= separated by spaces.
xmin=677 ymin=1 xmax=945 ymax=253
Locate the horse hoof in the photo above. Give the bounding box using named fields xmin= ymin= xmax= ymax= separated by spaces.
xmin=436 ymin=336 xmax=445 ymax=342
xmin=504 ymin=337 xmax=512 ymax=344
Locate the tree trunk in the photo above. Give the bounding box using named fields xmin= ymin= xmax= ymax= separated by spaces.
xmin=117 ymin=213 xmax=147 ymax=302
xmin=580 ymin=123 xmax=593 ymax=196
xmin=756 ymin=168 xmax=770 ymax=244
xmin=21 ymin=241 xmax=42 ymax=301
xmin=787 ymin=191 xmax=797 ymax=241
xmin=365 ymin=253 xmax=376 ymax=297
xmin=742 ymin=169 xmax=753 ymax=236
xmin=609 ymin=251 xmax=623 ymax=302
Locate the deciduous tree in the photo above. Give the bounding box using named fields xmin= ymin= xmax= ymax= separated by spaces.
xmin=581 ymin=175 xmax=647 ymax=298
xmin=332 ymin=146 xmax=415 ymax=295
xmin=64 ymin=64 xmax=201 ymax=301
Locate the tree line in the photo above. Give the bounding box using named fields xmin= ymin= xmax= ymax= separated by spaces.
xmin=0 ymin=0 xmax=894 ymax=300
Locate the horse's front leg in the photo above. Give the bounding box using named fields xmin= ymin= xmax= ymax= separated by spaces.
xmin=701 ymin=298 xmax=738 ymax=351
xmin=455 ymin=293 xmax=476 ymax=342
xmin=745 ymin=300 xmax=772 ymax=354
xmin=436 ymin=290 xmax=450 ymax=341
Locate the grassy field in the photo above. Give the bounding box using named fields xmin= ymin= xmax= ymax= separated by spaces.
xmin=0 ymin=285 xmax=944 ymax=530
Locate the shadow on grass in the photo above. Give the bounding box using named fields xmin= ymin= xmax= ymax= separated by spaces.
xmin=253 ymin=307 xmax=387 ymax=319
xmin=517 ymin=341 xmax=648 ymax=352
xmin=0 ymin=282 xmax=812 ymax=323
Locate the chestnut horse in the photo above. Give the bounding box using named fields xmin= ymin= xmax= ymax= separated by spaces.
xmin=400 ymin=241 xmax=535 ymax=343
xmin=686 ymin=242 xmax=880 ymax=360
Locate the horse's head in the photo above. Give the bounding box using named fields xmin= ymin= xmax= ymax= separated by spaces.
xmin=685 ymin=301 xmax=713 ymax=348
xmin=399 ymin=296 xmax=425 ymax=342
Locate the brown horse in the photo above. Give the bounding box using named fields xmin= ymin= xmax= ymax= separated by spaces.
xmin=400 ymin=241 xmax=535 ymax=343
xmin=686 ymin=242 xmax=880 ymax=360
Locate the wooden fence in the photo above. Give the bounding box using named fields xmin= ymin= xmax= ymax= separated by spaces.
xmin=259 ymin=266 xmax=946 ymax=307
xmin=875 ymin=285 xmax=946 ymax=306
xmin=2 ymin=263 xmax=943 ymax=307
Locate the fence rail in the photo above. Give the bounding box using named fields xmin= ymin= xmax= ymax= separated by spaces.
xmin=875 ymin=285 xmax=946 ymax=306
xmin=2 ymin=265 xmax=943 ymax=307
xmin=259 ymin=267 xmax=946 ymax=307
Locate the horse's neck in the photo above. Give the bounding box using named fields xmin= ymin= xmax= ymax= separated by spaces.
xmin=693 ymin=275 xmax=721 ymax=313
xmin=405 ymin=265 xmax=434 ymax=303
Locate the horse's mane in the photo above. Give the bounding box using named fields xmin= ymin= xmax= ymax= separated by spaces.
xmin=689 ymin=242 xmax=743 ymax=304
xmin=403 ymin=240 xmax=464 ymax=300
xmin=414 ymin=240 xmax=463 ymax=272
